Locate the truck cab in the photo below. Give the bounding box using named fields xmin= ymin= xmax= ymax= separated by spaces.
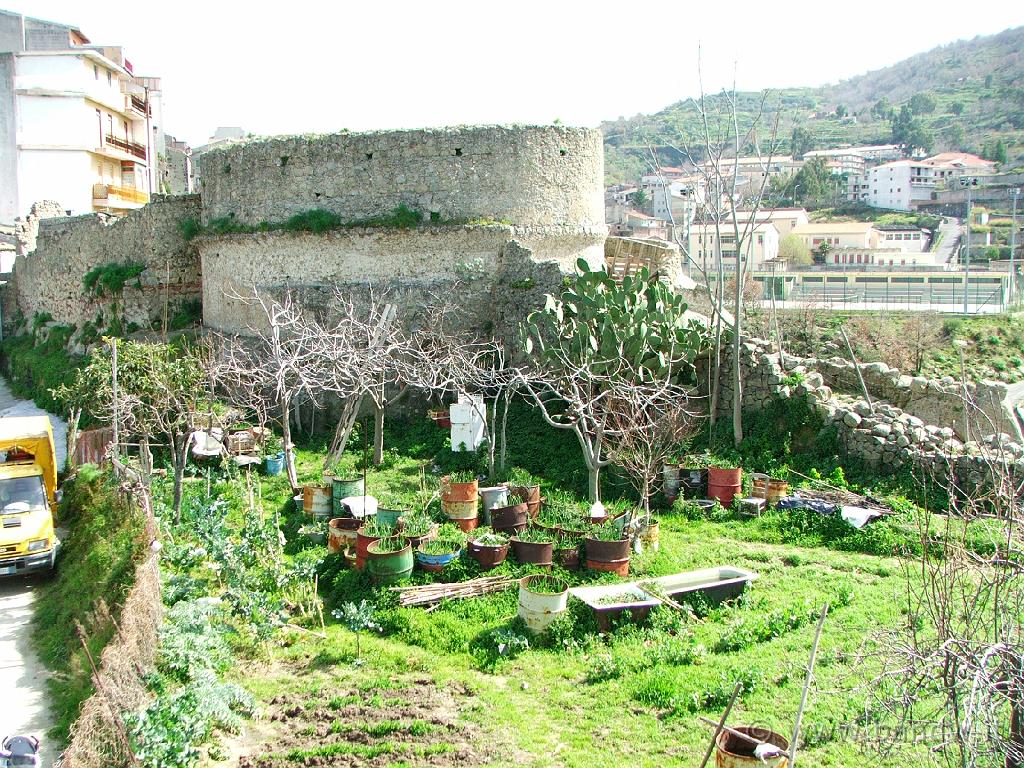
xmin=0 ymin=416 xmax=59 ymax=577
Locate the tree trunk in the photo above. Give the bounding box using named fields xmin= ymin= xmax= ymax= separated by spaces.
xmin=1009 ymin=684 xmax=1024 ymax=768
xmin=281 ymin=394 xmax=298 ymax=492
xmin=499 ymin=390 xmax=511 ymax=473
xmin=324 ymin=396 xmax=361 ymax=470
xmin=172 ymin=432 xmax=188 ymax=524
xmin=588 ymin=464 xmax=601 ymax=505
xmin=66 ymin=408 xmax=82 ymax=471
xmin=487 ymin=398 xmax=497 ymax=482
xmin=138 ymin=432 xmax=153 ymax=484
xmin=373 ymin=403 xmax=384 ymax=466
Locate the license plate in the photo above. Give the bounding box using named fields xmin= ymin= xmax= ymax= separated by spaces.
xmin=0 ymin=566 xmax=15 ymax=576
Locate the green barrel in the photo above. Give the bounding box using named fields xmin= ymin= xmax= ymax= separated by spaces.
xmin=376 ymin=508 xmax=404 ymax=528
xmin=366 ymin=539 xmax=413 ymax=585
xmin=332 ymin=476 xmax=365 ymax=514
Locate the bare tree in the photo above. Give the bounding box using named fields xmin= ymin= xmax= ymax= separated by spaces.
xmin=865 ymin=390 xmax=1024 ymax=768
xmin=213 ymin=288 xmax=328 ymax=491
xmin=608 ymin=380 xmax=703 ymax=524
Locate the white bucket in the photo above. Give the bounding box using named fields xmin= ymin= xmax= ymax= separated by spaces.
xmin=517 ymin=576 xmax=568 ymax=633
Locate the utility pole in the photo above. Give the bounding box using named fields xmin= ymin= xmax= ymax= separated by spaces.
xmin=961 ymin=177 xmax=977 ymax=316
xmin=1010 ymin=188 xmax=1020 ymax=308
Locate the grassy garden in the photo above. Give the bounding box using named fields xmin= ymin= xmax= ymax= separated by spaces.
xmin=104 ymin=402 xmax=960 ymax=768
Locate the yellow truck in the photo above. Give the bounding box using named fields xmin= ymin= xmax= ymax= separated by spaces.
xmin=0 ymin=416 xmax=59 ymax=577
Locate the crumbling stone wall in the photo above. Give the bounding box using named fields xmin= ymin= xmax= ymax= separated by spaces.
xmin=699 ymin=338 xmax=1024 ymax=492
xmin=10 ymin=195 xmax=201 ymax=339
xmin=197 ymin=225 xmax=579 ymax=348
xmin=198 ymin=125 xmax=605 ymax=230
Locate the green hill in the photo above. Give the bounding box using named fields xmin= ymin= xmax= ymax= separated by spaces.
xmin=603 ymin=26 xmax=1024 ymax=184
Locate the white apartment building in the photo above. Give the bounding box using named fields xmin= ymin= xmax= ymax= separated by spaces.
xmin=689 ymin=220 xmax=780 ymax=273
xmin=733 ymin=207 xmax=809 ymax=236
xmin=0 ymin=10 xmax=164 ymax=223
xmin=791 ymin=222 xmax=876 ymax=250
xmin=861 ymin=153 xmax=997 ymax=212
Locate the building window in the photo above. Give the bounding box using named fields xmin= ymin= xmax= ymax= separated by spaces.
xmin=94 ymin=65 xmax=99 ymax=80
xmin=107 ymin=71 xmax=112 ymax=86
xmin=107 ymin=114 xmax=113 ymax=138
xmin=96 ymin=109 xmax=103 ymax=146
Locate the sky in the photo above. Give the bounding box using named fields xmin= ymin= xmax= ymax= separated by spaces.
xmin=8 ymin=0 xmax=1024 ymax=146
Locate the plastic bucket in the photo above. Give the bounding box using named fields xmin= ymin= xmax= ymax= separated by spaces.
xmin=479 ymin=486 xmax=509 ymax=526
xmin=518 ymin=575 xmax=568 ymax=633
xmin=366 ymin=539 xmax=413 ymax=585
xmin=332 ymin=477 xmax=365 ymax=514
xmin=303 ymin=483 xmax=333 ymax=517
xmin=264 ymin=452 xmax=285 ymax=475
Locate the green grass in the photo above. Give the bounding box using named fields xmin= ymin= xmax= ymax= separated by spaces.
xmin=31 ymin=464 xmax=146 ymax=744
xmin=0 ymin=329 xmax=82 ymax=414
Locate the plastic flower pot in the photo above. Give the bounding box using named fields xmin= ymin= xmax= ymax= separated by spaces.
xmin=366 ymin=538 xmax=413 ymax=585
xmin=468 ymin=540 xmax=509 ymax=570
xmin=415 ymin=543 xmax=461 ymax=573
xmin=510 ymin=537 xmax=553 ymax=567
xmin=490 ymin=502 xmax=529 ymax=536
xmin=517 ymin=575 xmax=568 ymax=633
xmin=264 ymin=451 xmax=285 ymax=475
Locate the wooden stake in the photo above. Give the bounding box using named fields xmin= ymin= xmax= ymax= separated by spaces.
xmin=697 ymin=682 xmax=743 ymax=768
xmin=789 ymin=603 xmax=830 ymax=767
xmin=839 ymin=326 xmax=873 ymax=413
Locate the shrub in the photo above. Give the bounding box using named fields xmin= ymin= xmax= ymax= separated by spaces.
xmin=82 ymin=261 xmax=147 ymax=297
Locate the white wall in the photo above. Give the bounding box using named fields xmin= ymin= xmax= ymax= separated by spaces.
xmin=18 ymin=149 xmax=92 ymax=215
xmin=17 ymin=93 xmax=91 ymax=147
xmin=866 ymin=164 xmax=912 ymax=211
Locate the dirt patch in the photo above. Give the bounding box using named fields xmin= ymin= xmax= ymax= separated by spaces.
xmin=235 ymin=676 xmax=491 ymax=767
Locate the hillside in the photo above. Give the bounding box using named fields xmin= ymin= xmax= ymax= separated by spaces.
xmin=603 ymin=26 xmax=1024 ymax=184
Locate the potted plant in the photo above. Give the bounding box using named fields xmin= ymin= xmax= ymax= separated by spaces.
xmin=415 ymin=525 xmax=465 ymax=573
xmin=507 ymin=468 xmax=541 ymax=517
xmin=263 ymin=435 xmax=285 ymax=476
xmin=355 ymin=517 xmax=395 ymax=571
xmin=490 ymin=493 xmax=529 ymax=536
xmin=707 ymin=458 xmax=742 ymax=508
xmin=441 ymin=470 xmax=479 ymax=531
xmin=584 ymin=521 xmax=631 ymax=577
xmin=365 ymin=535 xmax=413 ymax=585
xmin=468 ymin=529 xmax=510 ymax=570
xmin=517 ymin=575 xmax=569 ymax=633
xmin=554 ymin=533 xmax=582 ymax=570
xmin=510 ymin=526 xmax=555 ymax=567
xmin=297 ymin=522 xmax=325 ymax=545
xmin=398 ymin=511 xmax=437 ymax=549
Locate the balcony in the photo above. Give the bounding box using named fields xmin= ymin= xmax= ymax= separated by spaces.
xmin=103 ymin=134 xmax=147 ymax=160
xmin=93 ymin=183 xmax=149 ymax=209
xmin=128 ymin=94 xmax=151 ymax=116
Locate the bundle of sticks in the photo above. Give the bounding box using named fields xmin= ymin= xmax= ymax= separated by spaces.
xmin=391 ymin=576 xmax=516 ymax=609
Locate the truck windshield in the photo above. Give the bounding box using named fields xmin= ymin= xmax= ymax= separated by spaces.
xmin=0 ymin=475 xmax=47 ymax=514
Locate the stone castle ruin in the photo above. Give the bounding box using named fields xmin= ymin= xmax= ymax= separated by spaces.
xmin=5 ymin=122 xmax=1023 ymax=485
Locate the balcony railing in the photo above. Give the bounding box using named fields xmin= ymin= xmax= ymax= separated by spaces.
xmin=93 ymin=183 xmax=150 ymax=205
xmin=129 ymin=94 xmax=151 ymax=116
xmin=103 ymin=134 xmax=147 ymax=160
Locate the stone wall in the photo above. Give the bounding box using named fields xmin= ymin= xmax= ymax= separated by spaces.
xmin=197 ymin=225 xmax=585 ymax=348
xmin=11 ymin=195 xmax=201 ymax=338
xmin=197 ymin=125 xmax=605 ymax=230
xmin=699 ymin=338 xmax=1024 ymax=492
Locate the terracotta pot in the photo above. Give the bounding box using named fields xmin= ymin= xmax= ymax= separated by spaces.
xmin=468 ymin=541 xmax=509 ymax=570
xmin=441 ymin=476 xmax=479 ymax=503
xmin=490 ymin=503 xmax=529 ymax=536
xmin=355 ymin=527 xmax=382 ymax=571
xmin=510 ymin=537 xmax=554 ymax=567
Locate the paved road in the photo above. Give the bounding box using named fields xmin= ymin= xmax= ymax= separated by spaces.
xmin=0 ymin=378 xmax=65 ymax=766
xmin=933 ymin=215 xmax=963 ymax=266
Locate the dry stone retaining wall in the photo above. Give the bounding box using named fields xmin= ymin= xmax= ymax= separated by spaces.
xmin=699 ymin=337 xmax=1024 ymax=492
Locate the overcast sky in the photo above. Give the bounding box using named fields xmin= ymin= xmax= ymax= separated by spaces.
xmin=8 ymin=0 xmax=1024 ymax=146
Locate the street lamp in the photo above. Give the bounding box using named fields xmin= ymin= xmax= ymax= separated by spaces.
xmin=1010 ymin=188 xmax=1020 ymax=307
xmin=960 ymin=177 xmax=978 ymax=316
